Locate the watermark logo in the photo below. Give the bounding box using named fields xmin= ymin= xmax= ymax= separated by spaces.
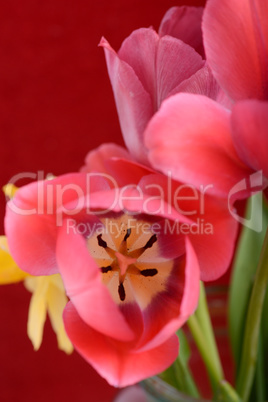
xmin=5 ymin=170 xmax=213 ymax=227
xmin=228 ymin=171 xmax=266 ymax=232
xmin=5 ymin=169 xmax=267 ymax=233
xmin=66 ymin=217 xmax=214 ymax=237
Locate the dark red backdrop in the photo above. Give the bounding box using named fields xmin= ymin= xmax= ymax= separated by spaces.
xmin=0 ymin=1 xmax=206 ymax=401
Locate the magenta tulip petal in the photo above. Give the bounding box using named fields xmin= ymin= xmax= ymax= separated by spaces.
xmin=118 ymin=28 xmax=158 ymax=101
xmin=159 ymin=6 xmax=204 ymax=57
xmin=114 ymin=386 xmax=147 ymax=402
xmin=64 ymin=302 xmax=179 ymax=387
xmin=136 ymin=173 xmax=198 ymax=225
xmin=174 ymin=64 xmax=233 ymax=109
xmin=172 ymin=64 xmax=219 ymax=99
xmin=138 ymin=237 xmax=199 ymax=352
xmin=5 ymin=209 xmax=57 ymax=275
xmin=145 ymin=93 xmax=252 ymax=197
xmin=100 ymin=37 xmax=153 ymax=163
xmin=136 ymin=257 xmax=184 ymax=348
xmin=56 ymin=221 xmax=134 ymax=341
xmin=117 ymin=26 xmax=204 ymax=106
xmin=156 ymin=36 xmax=204 ymax=107
xmin=101 ymin=30 xmax=204 ymax=163
xmin=103 ymin=157 xmax=154 ymax=187
xmin=188 ymin=197 xmax=239 ymax=281
xmin=203 ymin=0 xmax=268 ymax=100
xmin=81 ymin=143 xmax=132 ymax=173
xmin=4 ymin=173 xmax=113 ymax=276
xmin=231 ymin=100 xmax=268 ymax=178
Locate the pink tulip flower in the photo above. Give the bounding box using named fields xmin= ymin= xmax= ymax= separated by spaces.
xmin=202 ymin=0 xmax=268 ymax=179
xmin=203 ymin=0 xmax=268 ymax=102
xmin=5 ymin=144 xmax=238 ymax=386
xmin=158 ymin=6 xmax=204 ymax=57
xmin=100 ymin=6 xmax=231 ymax=165
xmin=144 ymin=0 xmax=268 ymax=196
xmin=144 ymin=93 xmax=256 ymax=198
xmin=231 ymin=100 xmax=268 ymax=180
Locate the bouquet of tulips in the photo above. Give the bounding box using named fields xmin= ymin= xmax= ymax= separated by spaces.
xmin=1 ymin=0 xmax=267 ymax=401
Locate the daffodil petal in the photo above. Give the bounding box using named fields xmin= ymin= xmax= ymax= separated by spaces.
xmin=0 ymin=236 xmax=29 ymax=284
xmin=26 ymin=277 xmax=48 ymax=350
xmin=2 ymin=183 xmax=18 ymax=199
xmin=47 ymin=276 xmax=73 ymax=354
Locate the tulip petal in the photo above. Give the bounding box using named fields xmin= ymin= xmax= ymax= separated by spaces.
xmin=117 ymin=29 xmax=204 ymax=106
xmin=4 ymin=173 xmax=111 ymax=276
xmin=57 ymin=220 xmax=134 ymax=341
xmin=80 ymin=143 xmax=132 ymax=173
xmin=118 ymin=28 xmax=158 ymax=103
xmin=173 ymin=64 xmax=233 ymax=109
xmin=159 ymin=6 xmax=204 ymax=57
xmin=231 ymin=100 xmax=268 ymax=178
xmin=156 ymin=36 xmax=204 ymax=107
xmin=114 ymin=386 xmax=147 ymax=402
xmin=103 ymin=157 xmax=153 ymax=187
xmin=64 ymin=302 xmax=179 ymax=387
xmin=136 ymin=256 xmax=185 ymax=347
xmin=137 ymin=237 xmax=199 ymax=352
xmin=100 ymin=36 xmax=153 ymax=164
xmin=101 ymin=30 xmax=204 ymax=163
xmin=145 ymin=93 xmax=252 ymax=197
xmin=5 ymin=209 xmax=57 ymax=276
xmin=188 ymin=196 xmax=239 ymax=281
xmin=203 ymin=0 xmax=268 ymax=100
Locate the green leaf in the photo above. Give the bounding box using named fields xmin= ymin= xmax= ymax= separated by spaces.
xmin=229 ymin=193 xmax=268 ymax=368
xmin=261 ymin=269 xmax=268 ymax=399
xmin=159 ymin=329 xmax=190 ymax=389
xmin=174 ymin=329 xmax=199 ymax=397
xmin=177 ymin=329 xmax=191 ymax=364
xmin=260 ymin=198 xmax=268 ymax=400
xmin=215 ymin=381 xmax=241 ymax=402
xmin=159 ymin=329 xmax=199 ymax=398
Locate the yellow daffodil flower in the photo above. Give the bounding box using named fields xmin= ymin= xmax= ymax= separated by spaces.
xmin=0 ymin=236 xmax=73 ymax=354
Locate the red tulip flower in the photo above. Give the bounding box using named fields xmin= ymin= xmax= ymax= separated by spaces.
xmin=101 ymin=6 xmax=230 ymax=166
xmin=5 ymin=144 xmax=238 ymax=386
xmin=143 ymin=0 xmax=268 ymax=197
xmin=203 ymin=0 xmax=268 ymax=180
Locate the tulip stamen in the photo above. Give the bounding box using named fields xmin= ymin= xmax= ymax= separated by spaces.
xmin=118 ymin=282 xmax=126 ymax=301
xmin=140 ymin=268 xmax=158 ymax=277
xmin=88 ymin=216 xmax=170 ymax=307
xmin=97 ymin=234 xmax=107 ymax=248
xmin=101 ymin=266 xmax=113 ymax=273
xmin=123 ymin=228 xmax=131 ymax=242
xmin=128 ymin=234 xmax=158 ymax=259
xmin=97 ymin=234 xmax=116 ymax=259
xmin=143 ymin=234 xmax=157 ymax=250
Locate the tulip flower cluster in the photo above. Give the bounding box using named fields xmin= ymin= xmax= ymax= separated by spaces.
xmin=1 ymin=0 xmax=268 ymax=400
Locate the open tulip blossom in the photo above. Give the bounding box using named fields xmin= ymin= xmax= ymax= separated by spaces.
xmin=4 ymin=145 xmax=240 ymax=387
xmin=1 ymin=0 xmax=268 ymax=401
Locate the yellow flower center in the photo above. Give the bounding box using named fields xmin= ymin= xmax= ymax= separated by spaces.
xmin=87 ymin=215 xmax=174 ymax=310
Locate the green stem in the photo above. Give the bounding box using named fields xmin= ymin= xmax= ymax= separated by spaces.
xmin=195 ymin=282 xmax=223 ymax=381
xmin=236 ymin=227 xmax=268 ymax=401
xmin=173 ymin=357 xmax=200 ymax=398
xmin=217 ymin=381 xmax=241 ymax=402
xmin=187 ymin=314 xmax=223 ymax=385
xmin=188 ymin=303 xmax=241 ymax=401
xmin=255 ymin=333 xmax=265 ymax=402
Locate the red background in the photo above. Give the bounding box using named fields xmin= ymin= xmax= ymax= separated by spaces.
xmin=0 ymin=1 xmax=207 ymax=401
